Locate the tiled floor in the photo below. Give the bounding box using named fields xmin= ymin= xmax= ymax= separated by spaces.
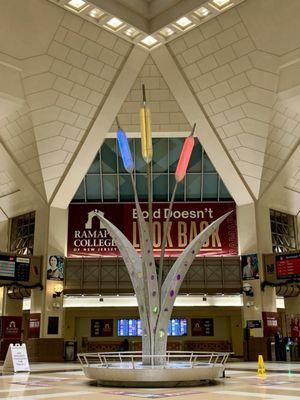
xmin=0 ymin=363 xmax=299 ymax=399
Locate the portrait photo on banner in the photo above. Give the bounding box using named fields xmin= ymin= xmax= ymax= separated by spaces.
xmin=47 ymin=255 xmax=64 ymax=281
xmin=241 ymin=253 xmax=259 ymax=280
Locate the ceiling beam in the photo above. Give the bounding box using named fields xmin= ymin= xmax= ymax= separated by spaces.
xmin=152 ymin=45 xmax=254 ymax=206
xmin=51 ymin=45 xmax=149 ymax=209
xmin=149 ymin=0 xmax=207 ymax=31
xmin=0 ymin=142 xmax=46 ymax=216
xmin=92 ymin=0 xmax=149 ymax=32
xmin=260 ymin=142 xmax=300 ymax=215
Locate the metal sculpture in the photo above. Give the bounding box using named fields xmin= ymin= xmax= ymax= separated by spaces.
xmin=98 ymin=85 xmax=232 ymax=364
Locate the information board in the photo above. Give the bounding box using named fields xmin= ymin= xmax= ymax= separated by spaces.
xmin=0 ymin=255 xmax=15 ymax=279
xmin=117 ymin=318 xmax=187 ymax=336
xmin=276 ymin=252 xmax=300 ymax=279
xmin=117 ymin=319 xmax=142 ymax=337
xmin=15 ymin=257 xmax=30 ymax=281
xmin=168 ymin=318 xmax=187 ymax=336
xmin=0 ymin=255 xmax=31 ymax=282
xmin=246 ymin=320 xmax=262 ymax=329
xmin=3 ymin=344 xmax=30 ymax=372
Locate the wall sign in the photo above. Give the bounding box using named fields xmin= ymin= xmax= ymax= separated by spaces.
xmin=262 ymin=312 xmax=279 ymax=337
xmin=29 ymin=314 xmax=40 ymax=338
xmin=68 ymin=202 xmax=237 ymax=257
xmin=3 ymin=344 xmax=30 ymax=373
xmin=246 ymin=320 xmax=262 ymax=329
xmin=191 ymin=318 xmax=214 ymax=336
xmin=0 ymin=316 xmax=22 ymax=339
xmin=91 ymin=319 xmax=113 ymax=337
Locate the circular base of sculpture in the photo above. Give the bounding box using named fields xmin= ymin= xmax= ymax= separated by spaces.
xmin=78 ymin=351 xmax=229 ymax=388
xmin=93 ymin=379 xmax=213 ymax=388
xmin=82 ymin=362 xmax=225 ymax=388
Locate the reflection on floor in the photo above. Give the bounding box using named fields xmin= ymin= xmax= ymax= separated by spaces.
xmin=0 ymin=362 xmax=299 ymax=399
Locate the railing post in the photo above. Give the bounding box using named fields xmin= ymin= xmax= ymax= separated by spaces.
xmin=83 ymin=355 xmax=88 ymax=366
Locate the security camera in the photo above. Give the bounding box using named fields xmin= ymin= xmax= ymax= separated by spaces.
xmin=242 ymin=283 xmax=253 ymax=297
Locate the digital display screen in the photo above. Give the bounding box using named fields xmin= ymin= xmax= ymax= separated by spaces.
xmin=117 ymin=319 xmax=142 ymax=336
xmin=15 ymin=257 xmax=30 ymax=282
xmin=168 ymin=318 xmax=187 ymax=336
xmin=276 ymin=252 xmax=300 ymax=279
xmin=0 ymin=255 xmax=15 ymax=280
xmin=117 ymin=318 xmax=187 ymax=336
xmin=0 ymin=255 xmax=31 ymax=282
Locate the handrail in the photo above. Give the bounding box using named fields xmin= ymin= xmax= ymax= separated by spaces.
xmin=77 ymin=351 xmax=230 ymax=369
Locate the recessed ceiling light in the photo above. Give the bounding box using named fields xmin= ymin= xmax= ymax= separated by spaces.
xmin=159 ymin=27 xmax=175 ymax=38
xmin=66 ymin=0 xmax=87 ymax=11
xmin=105 ymin=17 xmax=125 ymax=31
xmin=173 ymin=16 xmax=194 ymax=30
xmin=194 ymin=6 xmax=211 ymax=18
xmin=88 ymin=8 xmax=105 ymax=19
xmin=211 ymin=0 xmax=232 ymax=10
xmin=124 ymin=27 xmax=140 ymax=38
xmin=141 ymin=35 xmax=158 ymax=48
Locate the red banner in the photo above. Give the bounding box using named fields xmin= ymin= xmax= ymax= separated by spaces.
xmin=262 ymin=312 xmax=279 ymax=337
xmin=68 ymin=202 xmax=237 ymax=257
xmin=0 ymin=316 xmax=22 ymax=339
xmin=29 ymin=313 xmax=40 ymax=338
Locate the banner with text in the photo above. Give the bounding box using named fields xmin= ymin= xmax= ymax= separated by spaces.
xmin=68 ymin=202 xmax=237 ymax=257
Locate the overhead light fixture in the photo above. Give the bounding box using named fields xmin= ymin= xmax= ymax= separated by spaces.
xmin=105 ymin=17 xmax=125 ymax=31
xmin=173 ymin=16 xmax=194 ymax=31
xmin=159 ymin=27 xmax=175 ymax=38
xmin=141 ymin=35 xmax=158 ymax=48
xmin=124 ymin=27 xmax=140 ymax=39
xmin=66 ymin=0 xmax=87 ymax=12
xmin=211 ymin=0 xmax=232 ymax=10
xmin=88 ymin=8 xmax=104 ymax=19
xmin=194 ymin=6 xmax=211 ymax=18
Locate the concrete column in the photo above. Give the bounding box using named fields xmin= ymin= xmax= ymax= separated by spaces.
xmin=284 ymin=297 xmax=300 ymax=315
xmin=2 ymin=289 xmax=23 ymax=316
xmin=31 ymin=205 xmax=68 ymax=338
xmin=237 ymin=201 xmax=276 ymax=338
xmin=284 ymin=297 xmax=300 ymax=338
xmin=0 ymin=220 xmax=9 ymax=252
xmin=297 ymin=214 xmax=300 ymax=248
xmin=0 ymin=220 xmax=9 ymax=317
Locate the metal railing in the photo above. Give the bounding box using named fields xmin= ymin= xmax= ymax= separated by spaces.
xmin=77 ymin=351 xmax=230 ymax=369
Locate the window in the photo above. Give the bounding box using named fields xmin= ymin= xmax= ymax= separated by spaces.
xmin=270 ymin=209 xmax=297 ymax=253
xmin=10 ymin=212 xmax=35 ymax=255
xmin=72 ymin=137 xmax=233 ymax=203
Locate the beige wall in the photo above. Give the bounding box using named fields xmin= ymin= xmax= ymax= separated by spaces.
xmin=0 ymin=220 xmax=9 ymax=252
xmin=65 ymin=306 xmax=243 ymax=356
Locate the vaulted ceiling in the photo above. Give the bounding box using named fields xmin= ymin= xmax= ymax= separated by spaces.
xmin=0 ymin=0 xmax=299 ymax=219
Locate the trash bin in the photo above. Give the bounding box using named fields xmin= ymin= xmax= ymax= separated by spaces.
xmin=65 ymin=341 xmax=77 ymax=361
xmin=290 ymin=342 xmax=300 ymax=361
xmin=270 ymin=341 xmax=276 ymax=361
